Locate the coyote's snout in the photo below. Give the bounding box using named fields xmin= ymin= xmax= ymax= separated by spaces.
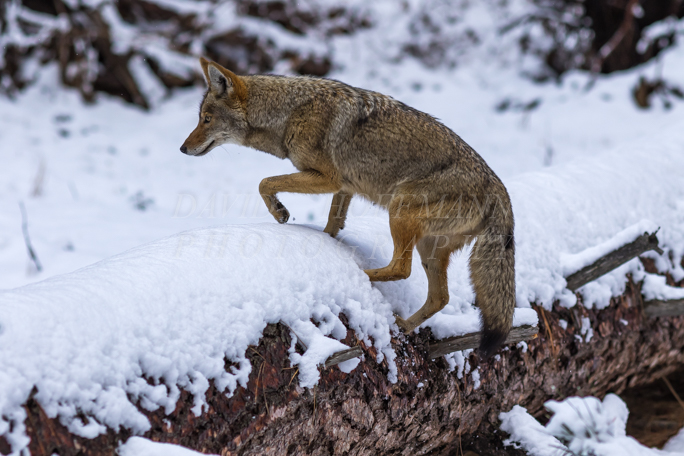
xmin=181 ymin=57 xmax=516 ymax=357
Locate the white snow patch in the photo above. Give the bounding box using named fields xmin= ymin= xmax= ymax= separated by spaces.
xmin=664 ymin=427 xmax=684 ymax=453
xmin=119 ymin=437 xmax=217 ymax=456
xmin=471 ymin=368 xmax=481 ymax=389
xmin=642 ymin=274 xmax=684 ymax=301
xmin=444 ymin=350 xmax=471 ymax=379
xmin=580 ymin=317 xmax=594 ymax=343
xmin=501 ymin=394 xmax=684 ymax=456
xmin=500 ymin=405 xmax=565 ymax=456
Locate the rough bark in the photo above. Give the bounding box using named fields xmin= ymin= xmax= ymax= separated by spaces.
xmin=14 ymin=279 xmax=684 ymax=456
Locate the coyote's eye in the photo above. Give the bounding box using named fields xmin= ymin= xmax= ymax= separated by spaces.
xmin=204 ymin=115 xmax=211 ymax=124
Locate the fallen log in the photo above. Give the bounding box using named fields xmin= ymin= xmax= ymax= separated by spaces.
xmin=16 ymin=280 xmax=684 ymax=456
xmin=565 ymin=230 xmax=663 ymax=291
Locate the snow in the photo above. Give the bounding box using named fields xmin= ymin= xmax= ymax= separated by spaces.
xmin=665 ymin=428 xmax=684 ymax=453
xmin=500 ymin=405 xmax=565 ymax=456
xmin=119 ymin=437 xmax=217 ymax=456
xmin=642 ymin=274 xmax=684 ymax=301
xmin=1 ymin=1 xmax=684 ymax=453
xmin=580 ymin=317 xmax=594 ymax=343
xmin=501 ymin=395 xmax=684 ymax=456
xmin=0 ymin=224 xmax=400 ymax=444
xmin=444 ymin=350 xmax=471 ymax=379
xmin=471 ymin=368 xmax=481 ymax=389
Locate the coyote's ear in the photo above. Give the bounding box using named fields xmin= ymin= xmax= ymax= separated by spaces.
xmin=200 ymin=58 xmax=232 ymax=96
xmin=199 ymin=57 xmax=247 ymax=102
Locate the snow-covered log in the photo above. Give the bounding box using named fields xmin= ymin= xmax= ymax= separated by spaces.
xmin=13 ymin=281 xmax=684 ymax=456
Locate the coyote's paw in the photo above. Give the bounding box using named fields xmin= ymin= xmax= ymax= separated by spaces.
xmin=323 ymin=224 xmax=340 ymax=238
xmin=393 ymin=313 xmax=413 ymax=333
xmin=272 ymin=201 xmax=290 ymax=224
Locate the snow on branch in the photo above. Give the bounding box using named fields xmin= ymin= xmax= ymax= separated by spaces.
xmin=563 ymin=226 xmax=663 ymax=292
xmin=642 ymin=273 xmax=684 ymax=318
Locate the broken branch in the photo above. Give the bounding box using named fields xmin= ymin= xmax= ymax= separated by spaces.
xmin=323 ymin=346 xmax=363 ymax=369
xmin=643 ymin=298 xmax=684 ymax=318
xmin=428 ymin=324 xmax=539 ymax=359
xmin=565 ymin=231 xmax=662 ymax=291
xmin=19 ymin=202 xmax=42 ymax=273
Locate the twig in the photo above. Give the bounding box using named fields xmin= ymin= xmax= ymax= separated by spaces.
xmin=540 ymin=308 xmax=558 ymax=360
xmin=19 ymin=202 xmax=42 ymax=272
xmin=263 ymin=368 xmax=270 ymax=417
xmin=663 ymin=376 xmax=684 ymax=412
xmin=288 ymin=368 xmax=299 ymax=388
xmin=281 ymin=323 xmax=308 ymax=351
xmin=565 ymin=230 xmax=662 ymax=291
xmin=428 ymin=324 xmax=538 ymax=359
xmin=255 ymin=362 xmax=264 ymax=407
xmin=324 ymin=346 xmax=363 ymax=368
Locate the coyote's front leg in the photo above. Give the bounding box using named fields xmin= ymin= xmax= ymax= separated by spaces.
xmin=324 ymin=191 xmax=352 ymax=237
xmin=259 ymin=170 xmax=341 ymax=224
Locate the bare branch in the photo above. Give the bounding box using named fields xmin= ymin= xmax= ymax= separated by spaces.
xmin=19 ymin=201 xmax=42 ymax=273
xmin=428 ymin=324 xmax=538 ymax=359
xmin=324 ymin=346 xmax=363 ymax=368
xmin=565 ymin=231 xmax=662 ymax=291
xmin=643 ymin=298 xmax=684 ymax=318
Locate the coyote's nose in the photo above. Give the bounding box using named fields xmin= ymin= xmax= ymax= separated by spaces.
xmin=180 ymin=145 xmax=188 ymax=154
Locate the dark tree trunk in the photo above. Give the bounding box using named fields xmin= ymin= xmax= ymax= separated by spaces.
xmin=13 ymin=279 xmax=684 ymax=456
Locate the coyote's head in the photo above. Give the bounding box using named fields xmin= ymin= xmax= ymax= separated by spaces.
xmin=180 ymin=58 xmax=248 ymax=156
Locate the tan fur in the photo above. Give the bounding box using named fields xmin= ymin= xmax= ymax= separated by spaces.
xmin=181 ymin=58 xmax=516 ymax=357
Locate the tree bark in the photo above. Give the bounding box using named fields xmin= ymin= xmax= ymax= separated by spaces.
xmin=13 ymin=279 xmax=684 ymax=456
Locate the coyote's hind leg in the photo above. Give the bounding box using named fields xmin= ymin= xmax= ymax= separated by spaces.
xmin=324 ymin=191 xmax=352 ymax=237
xmin=394 ymin=235 xmax=466 ymax=333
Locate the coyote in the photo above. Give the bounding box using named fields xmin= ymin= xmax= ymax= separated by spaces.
xmin=181 ymin=58 xmax=515 ymax=357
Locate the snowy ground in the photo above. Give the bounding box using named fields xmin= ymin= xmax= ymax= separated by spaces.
xmin=2 ymin=3 xmax=684 ymax=455
xmin=500 ymin=395 xmax=684 ymax=455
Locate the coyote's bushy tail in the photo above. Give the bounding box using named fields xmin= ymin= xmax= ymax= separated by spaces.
xmin=469 ymin=206 xmax=516 ymax=358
